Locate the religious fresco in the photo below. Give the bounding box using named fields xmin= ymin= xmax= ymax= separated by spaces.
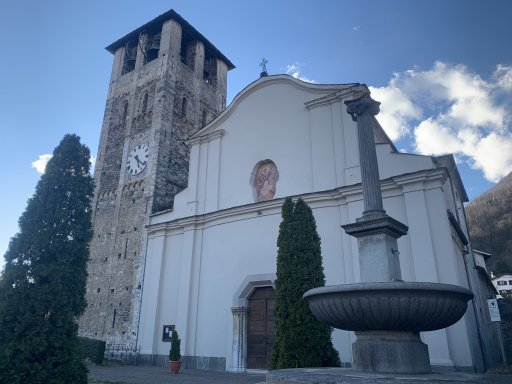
xmin=254 ymin=161 xmax=279 ymax=202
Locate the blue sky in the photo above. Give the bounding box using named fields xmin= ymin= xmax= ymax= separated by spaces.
xmin=1 ymin=0 xmax=512 ymax=262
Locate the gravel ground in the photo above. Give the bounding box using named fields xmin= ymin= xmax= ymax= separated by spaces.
xmin=88 ymin=364 xmax=266 ymax=384
xmin=88 ymin=364 xmax=512 ymax=384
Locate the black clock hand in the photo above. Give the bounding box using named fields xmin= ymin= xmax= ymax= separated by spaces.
xmin=134 ymin=155 xmax=147 ymax=167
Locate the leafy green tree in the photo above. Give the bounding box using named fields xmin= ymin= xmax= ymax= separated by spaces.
xmin=0 ymin=134 xmax=93 ymax=384
xmin=271 ymin=197 xmax=340 ymax=369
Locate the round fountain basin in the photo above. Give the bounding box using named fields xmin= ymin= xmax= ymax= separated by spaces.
xmin=303 ymin=282 xmax=474 ymax=332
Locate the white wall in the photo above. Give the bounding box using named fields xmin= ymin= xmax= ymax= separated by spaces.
xmin=141 ymin=172 xmax=475 ymax=369
xmin=140 ymin=76 xmax=477 ymax=371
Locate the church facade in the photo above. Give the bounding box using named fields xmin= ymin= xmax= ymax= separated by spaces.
xmin=137 ymin=75 xmax=484 ymax=371
xmin=81 ymin=9 xmax=494 ymax=373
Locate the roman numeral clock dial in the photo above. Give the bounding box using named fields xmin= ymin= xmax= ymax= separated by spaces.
xmin=127 ymin=143 xmax=149 ymax=175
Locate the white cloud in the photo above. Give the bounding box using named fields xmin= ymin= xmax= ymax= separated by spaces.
xmin=414 ymin=118 xmax=463 ymax=155
xmin=285 ymin=63 xmax=316 ymax=83
xmin=472 ymin=133 xmax=512 ymax=182
xmin=90 ymin=156 xmax=96 ymax=173
xmin=370 ymin=62 xmax=512 ymax=182
xmin=493 ymin=64 xmax=512 ymax=92
xmin=32 ymin=154 xmax=96 ymax=175
xmin=32 ymin=154 xmax=52 ymax=174
xmin=369 ymin=83 xmax=421 ymax=140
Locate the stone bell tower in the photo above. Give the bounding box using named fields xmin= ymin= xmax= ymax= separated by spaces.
xmin=78 ymin=10 xmax=234 ymax=348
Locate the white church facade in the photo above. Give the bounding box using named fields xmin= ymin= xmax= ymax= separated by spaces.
xmin=137 ymin=75 xmax=484 ymax=372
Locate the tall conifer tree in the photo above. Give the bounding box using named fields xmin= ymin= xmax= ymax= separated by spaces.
xmin=0 ymin=134 xmax=93 ymax=384
xmin=272 ymin=198 xmax=340 ymax=369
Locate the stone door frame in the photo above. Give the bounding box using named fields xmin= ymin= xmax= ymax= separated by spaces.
xmin=230 ymin=273 xmax=276 ymax=372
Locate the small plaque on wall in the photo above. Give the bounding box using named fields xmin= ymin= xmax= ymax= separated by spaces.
xmin=162 ymin=324 xmax=175 ymax=342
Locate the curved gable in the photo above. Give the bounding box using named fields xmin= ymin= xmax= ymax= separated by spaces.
xmin=189 ymin=75 xmax=361 ymax=142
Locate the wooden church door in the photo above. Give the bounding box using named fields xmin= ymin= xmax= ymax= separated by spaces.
xmin=247 ymin=286 xmax=276 ymax=369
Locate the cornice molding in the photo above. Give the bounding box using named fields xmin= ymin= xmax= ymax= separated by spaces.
xmin=147 ymin=168 xmax=448 ymax=236
xmin=186 ymin=129 xmax=225 ymax=146
xmin=304 ymin=85 xmax=368 ymax=109
xmin=189 ymin=75 xmax=360 ymax=140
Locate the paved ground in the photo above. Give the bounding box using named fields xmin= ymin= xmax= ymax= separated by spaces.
xmin=267 ymin=368 xmax=512 ymax=384
xmin=87 ymin=364 xmax=266 ymax=384
xmin=88 ymin=364 xmax=512 ymax=384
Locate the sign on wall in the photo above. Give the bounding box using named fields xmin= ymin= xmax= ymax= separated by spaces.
xmin=162 ymin=324 xmax=175 ymax=342
xmin=487 ymin=298 xmax=501 ymax=322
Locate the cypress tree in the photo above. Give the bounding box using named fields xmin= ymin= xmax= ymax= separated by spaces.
xmin=271 ymin=198 xmax=340 ymax=369
xmin=0 ymin=134 xmax=93 ymax=384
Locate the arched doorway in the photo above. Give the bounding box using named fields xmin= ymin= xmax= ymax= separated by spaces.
xmin=247 ymin=286 xmax=276 ymax=369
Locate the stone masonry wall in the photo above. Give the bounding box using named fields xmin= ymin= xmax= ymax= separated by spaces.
xmin=79 ymin=15 xmax=229 ymax=349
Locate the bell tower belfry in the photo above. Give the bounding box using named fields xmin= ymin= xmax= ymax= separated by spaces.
xmin=79 ymin=10 xmax=234 ymax=347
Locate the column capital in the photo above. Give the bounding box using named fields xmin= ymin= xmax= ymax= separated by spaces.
xmin=231 ymin=306 xmax=249 ymax=315
xmin=345 ymin=93 xmax=381 ymax=122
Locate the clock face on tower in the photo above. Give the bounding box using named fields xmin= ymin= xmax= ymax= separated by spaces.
xmin=127 ymin=143 xmax=149 ymax=175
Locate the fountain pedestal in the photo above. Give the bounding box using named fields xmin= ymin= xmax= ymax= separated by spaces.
xmin=342 ymin=215 xmax=407 ymax=283
xmin=304 ymin=281 xmax=474 ymax=373
xmin=353 ymin=331 xmax=429 ymax=373
xmin=303 ymin=92 xmax=474 ymax=374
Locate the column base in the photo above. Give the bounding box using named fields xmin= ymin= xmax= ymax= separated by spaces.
xmin=352 ymin=331 xmax=431 ymax=373
xmin=229 ymin=368 xmax=247 ymax=373
xmin=342 ymin=215 xmax=408 ymax=282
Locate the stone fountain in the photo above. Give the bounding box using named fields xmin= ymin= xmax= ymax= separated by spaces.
xmin=303 ymin=93 xmax=474 ymax=374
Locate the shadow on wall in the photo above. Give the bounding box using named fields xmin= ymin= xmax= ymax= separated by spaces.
xmin=498 ymin=300 xmax=512 ymax=363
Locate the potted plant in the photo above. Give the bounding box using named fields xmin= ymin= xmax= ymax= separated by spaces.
xmin=169 ymin=329 xmax=182 ymax=374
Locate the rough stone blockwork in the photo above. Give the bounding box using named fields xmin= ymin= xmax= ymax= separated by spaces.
xmin=78 ymin=10 xmax=233 ymax=347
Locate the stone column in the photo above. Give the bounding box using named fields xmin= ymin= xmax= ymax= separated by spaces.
xmin=342 ymin=92 xmax=408 ymax=282
xmin=345 ymin=94 xmax=385 ymax=219
xmin=229 ymin=307 xmax=249 ymax=373
xmin=342 ymin=93 xmax=427 ymax=371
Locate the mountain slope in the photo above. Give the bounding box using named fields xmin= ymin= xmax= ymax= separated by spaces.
xmin=466 ymin=172 xmax=512 ymax=275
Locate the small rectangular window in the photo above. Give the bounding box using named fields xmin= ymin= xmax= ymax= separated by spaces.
xmin=112 ymin=309 xmax=117 ymax=328
xmin=202 ymin=110 xmax=208 ymax=127
xmin=181 ymin=97 xmax=187 ymax=118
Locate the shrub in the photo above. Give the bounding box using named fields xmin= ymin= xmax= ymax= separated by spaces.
xmin=271 ymin=198 xmax=340 ymax=369
xmin=169 ymin=330 xmax=181 ymax=361
xmin=78 ymin=336 xmax=106 ymax=364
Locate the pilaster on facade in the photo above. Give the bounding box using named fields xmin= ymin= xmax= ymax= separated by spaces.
xmin=161 ymin=19 xmax=182 ymax=59
xmin=110 ymin=47 xmax=124 ymax=86
xmin=230 ymin=307 xmax=249 ymax=372
xmin=193 ymin=40 xmax=205 ymax=81
xmin=137 ymin=233 xmax=166 ymax=355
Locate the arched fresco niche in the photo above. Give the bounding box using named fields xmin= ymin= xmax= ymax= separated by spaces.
xmin=250 ymin=160 xmax=279 ymax=202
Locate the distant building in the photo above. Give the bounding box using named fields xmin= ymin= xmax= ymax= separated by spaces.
xmin=492 ymin=274 xmax=512 ymax=297
xmin=473 ymin=249 xmax=491 ymax=271
xmin=467 ymin=250 xmax=505 ymax=368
